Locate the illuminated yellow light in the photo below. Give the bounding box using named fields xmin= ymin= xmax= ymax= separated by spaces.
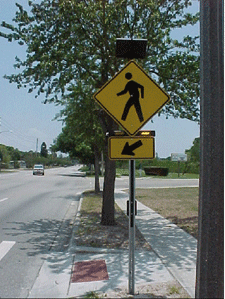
xmin=141 ymin=131 xmax=150 ymax=135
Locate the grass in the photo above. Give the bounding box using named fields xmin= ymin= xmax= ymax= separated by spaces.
xmin=80 ymin=165 xmax=199 ymax=179
xmin=116 ymin=168 xmax=199 ymax=179
xmin=136 ymin=187 xmax=199 ymax=238
xmin=76 ymin=191 xmax=151 ymax=250
xmin=169 ymin=285 xmax=180 ymax=295
xmin=83 ymin=291 xmax=101 ymax=298
xmin=77 ymin=187 xmax=199 ymax=249
xmin=156 ymin=173 xmax=199 ymax=179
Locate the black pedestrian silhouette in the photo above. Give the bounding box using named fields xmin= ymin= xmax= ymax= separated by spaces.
xmin=117 ymin=72 xmax=144 ymax=122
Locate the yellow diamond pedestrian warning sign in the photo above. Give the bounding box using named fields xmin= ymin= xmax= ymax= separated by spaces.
xmin=109 ymin=136 xmax=155 ymax=160
xmin=93 ymin=60 xmax=170 ymax=136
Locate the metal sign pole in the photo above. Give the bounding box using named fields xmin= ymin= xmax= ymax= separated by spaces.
xmin=129 ymin=159 xmax=135 ymax=295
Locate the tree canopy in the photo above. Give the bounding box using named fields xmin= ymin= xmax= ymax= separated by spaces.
xmin=1 ymin=0 xmax=200 ymax=121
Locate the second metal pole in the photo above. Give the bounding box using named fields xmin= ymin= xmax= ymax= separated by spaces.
xmin=129 ymin=159 xmax=135 ymax=295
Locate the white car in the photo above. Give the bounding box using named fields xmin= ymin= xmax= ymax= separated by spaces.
xmin=33 ymin=164 xmax=44 ymax=175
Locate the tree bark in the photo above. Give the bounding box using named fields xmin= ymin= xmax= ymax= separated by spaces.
xmin=98 ymin=110 xmax=118 ymax=226
xmin=94 ymin=146 xmax=100 ymax=193
xmin=101 ymin=148 xmax=116 ymax=225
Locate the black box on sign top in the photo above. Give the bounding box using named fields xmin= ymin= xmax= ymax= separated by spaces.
xmin=116 ymin=38 xmax=147 ymax=59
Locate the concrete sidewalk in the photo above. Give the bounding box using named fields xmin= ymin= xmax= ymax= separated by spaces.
xmin=68 ymin=246 xmax=177 ymax=298
xmin=115 ymin=190 xmax=197 ymax=298
xmin=29 ymin=190 xmax=197 ymax=298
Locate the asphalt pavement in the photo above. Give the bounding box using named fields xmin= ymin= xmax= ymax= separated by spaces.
xmin=0 ymin=166 xmax=91 ymax=298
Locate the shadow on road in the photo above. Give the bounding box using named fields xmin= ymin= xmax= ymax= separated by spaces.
xmin=5 ymin=218 xmax=72 ymax=251
xmin=4 ymin=217 xmax=74 ymax=275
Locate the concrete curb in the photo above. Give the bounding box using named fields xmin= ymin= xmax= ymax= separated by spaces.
xmin=68 ymin=192 xmax=83 ymax=254
xmin=60 ymin=172 xmax=86 ymax=177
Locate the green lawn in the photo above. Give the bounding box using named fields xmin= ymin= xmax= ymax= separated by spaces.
xmin=136 ymin=187 xmax=199 ymax=238
xmin=116 ymin=168 xmax=199 ymax=179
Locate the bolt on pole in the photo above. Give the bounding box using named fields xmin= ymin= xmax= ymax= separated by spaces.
xmin=129 ymin=159 xmax=135 ymax=295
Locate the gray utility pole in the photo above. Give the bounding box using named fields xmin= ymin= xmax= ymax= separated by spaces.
xmin=195 ymin=0 xmax=224 ymax=298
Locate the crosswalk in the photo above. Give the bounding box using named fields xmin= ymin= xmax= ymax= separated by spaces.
xmin=0 ymin=241 xmax=16 ymax=262
xmin=0 ymin=198 xmax=8 ymax=203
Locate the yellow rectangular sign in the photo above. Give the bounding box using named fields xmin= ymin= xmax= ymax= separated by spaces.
xmin=109 ymin=136 xmax=155 ymax=160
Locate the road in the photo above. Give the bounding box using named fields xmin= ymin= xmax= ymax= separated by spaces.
xmin=0 ymin=166 xmax=92 ymax=298
xmin=0 ymin=166 xmax=198 ymax=298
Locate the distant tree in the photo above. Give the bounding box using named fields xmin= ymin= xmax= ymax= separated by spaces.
xmin=49 ymin=145 xmax=57 ymax=158
xmin=6 ymin=146 xmax=21 ymax=161
xmin=53 ymin=116 xmax=103 ymax=193
xmin=53 ymin=127 xmax=95 ymax=165
xmin=54 ymin=85 xmax=104 ymax=193
xmin=40 ymin=142 xmax=48 ymax=158
xmin=0 ymin=145 xmax=11 ymax=167
xmin=186 ymin=137 xmax=200 ymax=162
xmin=21 ymin=150 xmax=35 ymax=168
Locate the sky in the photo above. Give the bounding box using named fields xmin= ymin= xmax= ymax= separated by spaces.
xmin=0 ymin=0 xmax=200 ymax=158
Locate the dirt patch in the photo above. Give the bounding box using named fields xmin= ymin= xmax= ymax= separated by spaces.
xmin=75 ymin=191 xmax=151 ymax=250
xmin=82 ymin=281 xmax=190 ymax=298
xmin=105 ymin=281 xmax=190 ymax=298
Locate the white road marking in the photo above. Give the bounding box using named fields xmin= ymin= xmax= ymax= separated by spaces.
xmin=0 ymin=198 xmax=8 ymax=203
xmin=0 ymin=241 xmax=16 ymax=262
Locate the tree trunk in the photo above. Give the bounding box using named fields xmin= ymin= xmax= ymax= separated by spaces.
xmin=94 ymin=146 xmax=100 ymax=193
xmin=98 ymin=110 xmax=118 ymax=226
xmin=101 ymin=142 xmax=116 ymax=226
